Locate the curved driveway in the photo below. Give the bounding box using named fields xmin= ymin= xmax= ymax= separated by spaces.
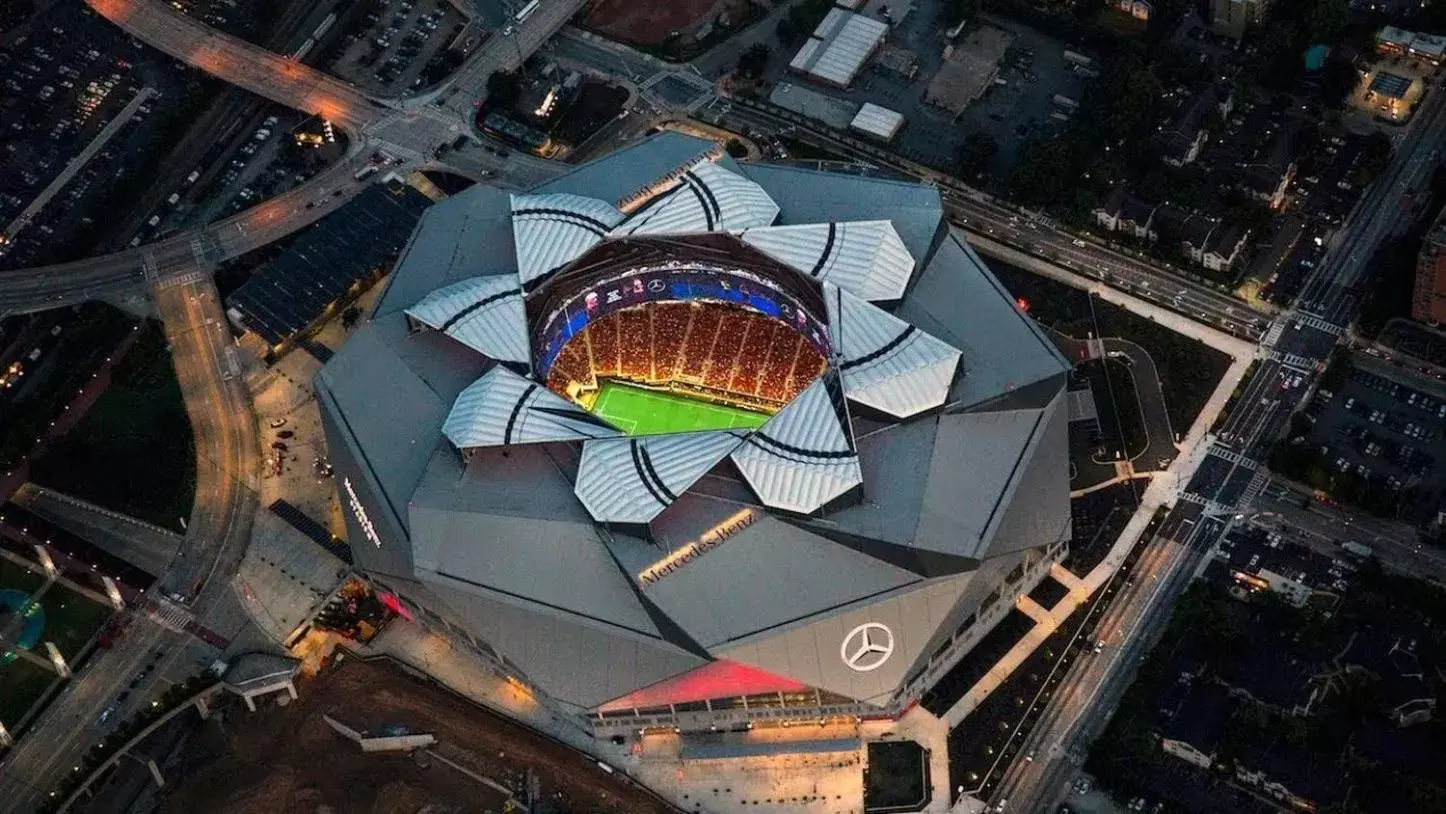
xmin=0 ymin=157 xmax=369 ymax=312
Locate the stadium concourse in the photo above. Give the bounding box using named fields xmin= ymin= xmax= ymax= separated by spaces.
xmin=315 ymin=132 xmax=1074 ymax=744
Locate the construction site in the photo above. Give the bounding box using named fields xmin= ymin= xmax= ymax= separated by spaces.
xmin=158 ymin=657 xmax=676 ymax=814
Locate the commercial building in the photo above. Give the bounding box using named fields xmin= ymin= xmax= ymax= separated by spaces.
xmin=1210 ymin=0 xmax=1268 ymax=37
xmin=316 ymin=133 xmax=1072 ymax=738
xmin=849 ymin=103 xmax=905 ymax=142
xmin=1413 ymin=208 xmax=1446 ymax=324
xmin=788 ymin=8 xmax=888 ymax=88
xmin=923 ymin=26 xmax=1013 ymax=117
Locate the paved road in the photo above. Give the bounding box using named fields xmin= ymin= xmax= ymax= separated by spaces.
xmin=0 ymin=0 xmax=582 ymax=315
xmin=1254 ymin=478 xmax=1446 ymax=581
xmin=0 ymin=156 xmax=369 ymax=313
xmin=712 ymin=103 xmax=1269 ymax=344
xmin=0 ymin=279 xmax=258 ymax=813
xmin=980 ymin=58 xmax=1446 ymax=814
xmin=87 ymin=0 xmax=384 ymax=130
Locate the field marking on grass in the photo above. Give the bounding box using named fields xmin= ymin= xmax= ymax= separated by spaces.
xmin=594 ymin=381 xmax=769 ymax=435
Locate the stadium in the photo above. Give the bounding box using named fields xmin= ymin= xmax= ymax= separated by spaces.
xmin=316 ymin=134 xmax=1073 ymax=733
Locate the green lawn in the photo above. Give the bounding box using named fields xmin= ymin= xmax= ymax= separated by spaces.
xmin=30 ymin=321 xmax=196 ymax=532
xmin=34 ymin=585 xmax=112 ymax=662
xmin=593 ymin=381 xmax=770 ymax=435
xmin=0 ymin=657 xmax=56 ymax=726
xmin=0 ymin=558 xmax=46 ymax=595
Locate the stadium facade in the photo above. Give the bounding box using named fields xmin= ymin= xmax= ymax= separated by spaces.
xmin=316 ymin=134 xmax=1073 ymax=734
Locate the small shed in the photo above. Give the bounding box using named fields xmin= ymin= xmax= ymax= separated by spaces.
xmin=849 ymin=103 xmax=905 ymax=141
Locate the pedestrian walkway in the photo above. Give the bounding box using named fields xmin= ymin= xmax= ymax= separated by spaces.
xmin=11 ymin=483 xmax=181 ymax=579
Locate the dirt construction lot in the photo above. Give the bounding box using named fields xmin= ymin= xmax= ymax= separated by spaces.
xmin=161 ymin=656 xmax=676 ymax=814
xmin=583 ymin=0 xmax=747 ymax=45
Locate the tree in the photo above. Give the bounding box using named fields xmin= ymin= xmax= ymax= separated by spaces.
xmin=341 ymin=306 xmax=362 ymax=330
xmin=725 ymin=138 xmax=749 ymax=158
xmin=1319 ymin=57 xmax=1359 ymax=110
xmin=485 ymin=70 xmax=522 ymax=113
xmin=736 ymin=43 xmax=770 ymax=79
xmin=957 ymin=132 xmax=999 ymax=178
xmin=1351 ymin=132 xmax=1393 ymax=187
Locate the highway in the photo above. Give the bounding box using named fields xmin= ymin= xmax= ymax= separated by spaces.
xmin=0 ymin=156 xmax=371 ymax=312
xmin=86 ymin=0 xmax=384 ymax=131
xmin=0 ymin=0 xmax=583 ymax=314
xmin=0 ymin=1 xmax=589 ymax=803
xmin=713 ymin=103 xmax=1271 ymax=343
xmin=0 ymin=277 xmax=258 ymax=814
xmin=981 ymin=65 xmax=1446 ymax=814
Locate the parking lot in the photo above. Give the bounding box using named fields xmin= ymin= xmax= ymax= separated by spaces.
xmin=328 ymin=0 xmax=468 ymax=94
xmin=1301 ymin=359 xmax=1446 ymax=525
xmin=0 ymin=3 xmax=198 ymax=268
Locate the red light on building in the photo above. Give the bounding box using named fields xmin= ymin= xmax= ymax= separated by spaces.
xmin=377 ymin=591 xmax=414 ymax=623
xmin=1016 ymin=297 xmax=1031 ymax=312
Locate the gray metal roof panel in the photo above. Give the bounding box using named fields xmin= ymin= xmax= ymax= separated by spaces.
xmin=373 ymin=184 xmax=517 ymax=317
xmin=638 ymin=505 xmax=920 ymax=648
xmin=895 ymin=232 xmax=1069 ymax=408
xmin=420 ymin=580 xmax=704 ymax=709
xmin=717 ymin=573 xmax=973 ymax=704
xmin=534 ymin=132 xmax=721 ymax=204
xmin=915 ymin=406 xmax=1047 ymax=559
xmin=736 ymin=164 xmax=943 ymax=261
xmin=976 ymin=388 xmax=1072 ymax=560
xmin=412 ymin=504 xmax=661 ymax=638
xmin=316 ymin=322 xmax=449 ymax=531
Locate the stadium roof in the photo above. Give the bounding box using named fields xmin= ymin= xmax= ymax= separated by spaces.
xmin=788 ymin=8 xmax=888 ymax=87
xmin=317 ymin=135 xmax=1071 ymax=710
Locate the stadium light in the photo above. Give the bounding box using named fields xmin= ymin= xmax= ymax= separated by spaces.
xmin=44 ymin=643 xmax=71 ymax=678
xmin=33 ymin=544 xmax=56 ymax=578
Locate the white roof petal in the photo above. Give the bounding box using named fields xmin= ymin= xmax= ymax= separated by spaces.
xmin=575 ymin=432 xmax=748 ymax=523
xmin=612 ymin=161 xmax=779 ymax=237
xmin=443 ymin=366 xmax=623 ymax=449
xmin=824 ymin=284 xmax=962 ymax=418
xmin=731 ymin=376 xmax=861 ymax=514
xmin=737 ymin=220 xmax=916 ymax=301
xmin=512 ymin=193 xmax=625 ymax=288
xmin=404 ymin=275 xmax=529 ymax=363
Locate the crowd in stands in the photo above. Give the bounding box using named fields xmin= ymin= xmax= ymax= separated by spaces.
xmin=542 ymin=301 xmax=825 ymax=408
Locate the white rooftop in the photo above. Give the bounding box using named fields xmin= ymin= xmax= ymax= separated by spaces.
xmin=788 ymin=8 xmax=888 ymax=87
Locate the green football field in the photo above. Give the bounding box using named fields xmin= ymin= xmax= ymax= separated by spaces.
xmin=593 ymin=381 xmax=770 ymax=435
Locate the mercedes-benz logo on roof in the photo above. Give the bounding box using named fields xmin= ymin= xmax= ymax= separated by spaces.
xmin=647 ymin=278 xmax=666 ymax=293
xmin=840 ymin=622 xmax=895 ymax=672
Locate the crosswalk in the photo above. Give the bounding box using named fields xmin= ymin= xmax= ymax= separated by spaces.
xmin=1206 ymin=448 xmax=1259 ymax=470
xmin=144 ymin=598 xmax=194 ymax=633
xmin=1261 ymin=319 xmax=1286 ymax=349
xmin=1293 ymin=312 xmax=1345 ymax=336
xmin=1239 ymin=468 xmax=1270 ymax=508
xmin=1270 ymin=351 xmax=1318 ymax=372
xmin=155 ymin=268 xmax=206 ymax=289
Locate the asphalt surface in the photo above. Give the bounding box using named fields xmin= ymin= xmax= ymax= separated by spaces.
xmin=0 ymin=0 xmax=582 ymax=314
xmin=978 ymin=62 xmax=1446 ymax=814
xmin=0 ymin=279 xmax=258 ymax=814
xmin=712 ymin=103 xmax=1270 ymax=345
xmin=0 ymin=2 xmax=588 ymax=804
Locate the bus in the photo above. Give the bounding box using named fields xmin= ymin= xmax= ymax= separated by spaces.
xmin=515 ymin=0 xmax=540 ymax=23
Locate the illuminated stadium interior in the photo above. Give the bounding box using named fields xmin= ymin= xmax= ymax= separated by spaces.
xmin=529 ymin=235 xmax=832 ymax=436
